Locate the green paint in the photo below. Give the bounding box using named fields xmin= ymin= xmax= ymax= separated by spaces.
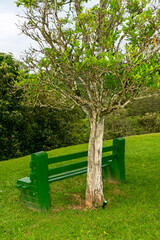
xmin=16 ymin=138 xmax=125 ymax=211
xmin=16 ymin=152 xmax=51 ymax=211
xmin=104 ymin=138 xmax=125 ymax=183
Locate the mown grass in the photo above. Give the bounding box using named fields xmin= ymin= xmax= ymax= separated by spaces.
xmin=0 ymin=133 xmax=160 ymax=240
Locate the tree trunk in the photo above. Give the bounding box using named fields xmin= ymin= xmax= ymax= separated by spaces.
xmin=85 ymin=115 xmax=105 ymax=207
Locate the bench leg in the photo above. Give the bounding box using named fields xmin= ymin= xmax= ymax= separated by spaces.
xmin=16 ymin=152 xmax=51 ymax=211
xmin=103 ymin=138 xmax=125 ymax=184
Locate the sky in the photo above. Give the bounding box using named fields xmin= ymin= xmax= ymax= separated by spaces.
xmin=0 ymin=0 xmax=97 ymax=60
xmin=0 ymin=0 xmax=37 ymax=60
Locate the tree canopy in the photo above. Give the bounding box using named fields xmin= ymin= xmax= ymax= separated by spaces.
xmin=16 ymin=0 xmax=160 ymax=117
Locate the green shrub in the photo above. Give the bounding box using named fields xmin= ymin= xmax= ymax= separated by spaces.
xmin=138 ymin=113 xmax=160 ymax=133
xmin=103 ymin=109 xmax=160 ymax=140
xmin=126 ymin=95 xmax=160 ymax=116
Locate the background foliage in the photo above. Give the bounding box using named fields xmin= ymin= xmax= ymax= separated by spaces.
xmin=0 ymin=53 xmax=160 ymax=161
xmin=0 ymin=53 xmax=83 ymax=161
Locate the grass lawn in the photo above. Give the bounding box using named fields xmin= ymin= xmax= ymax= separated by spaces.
xmin=0 ymin=133 xmax=160 ymax=240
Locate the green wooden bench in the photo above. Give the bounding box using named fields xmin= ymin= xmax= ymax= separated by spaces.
xmin=15 ymin=138 xmax=125 ymax=211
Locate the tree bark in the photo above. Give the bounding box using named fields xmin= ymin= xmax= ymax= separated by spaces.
xmin=85 ymin=115 xmax=105 ymax=207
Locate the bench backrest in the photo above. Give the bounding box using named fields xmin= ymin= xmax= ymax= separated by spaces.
xmin=47 ymin=145 xmax=115 ymax=178
xmin=30 ymin=137 xmax=125 ymax=183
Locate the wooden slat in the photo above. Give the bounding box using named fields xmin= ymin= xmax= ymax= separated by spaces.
xmin=48 ymin=151 xmax=88 ymax=164
xmin=48 ymin=145 xmax=114 ymax=164
xmin=102 ymin=154 xmax=116 ymax=164
xmin=102 ymin=145 xmax=114 ymax=153
xmin=48 ymin=167 xmax=87 ymax=183
xmin=48 ymin=163 xmax=110 ymax=183
xmin=48 ymin=154 xmax=115 ymax=181
xmin=48 ymin=160 xmax=88 ymax=176
xmin=48 ymin=156 xmax=114 ymax=183
xmin=48 ymin=154 xmax=115 ymax=177
xmin=102 ymin=163 xmax=110 ymax=168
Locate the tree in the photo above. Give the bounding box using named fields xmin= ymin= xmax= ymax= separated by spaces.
xmin=16 ymin=0 xmax=160 ymax=207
